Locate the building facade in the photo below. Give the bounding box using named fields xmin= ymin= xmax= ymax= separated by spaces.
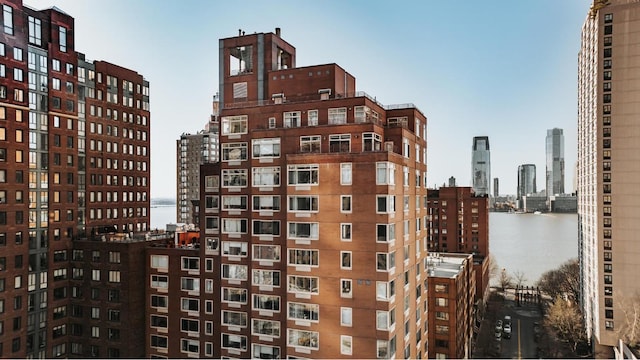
xmin=545 ymin=128 xmax=565 ymax=197
xmin=176 ymin=107 xmax=219 ymax=225
xmin=0 ymin=1 xmax=150 ymax=357
xmin=426 ymin=253 xmax=475 ymax=359
xmin=493 ymin=177 xmax=499 ymax=197
xmin=169 ymin=29 xmax=431 ymax=359
xmin=578 ymin=0 xmax=640 ymax=354
xmin=426 ymin=187 xmax=490 ymax=304
xmin=517 ymin=164 xmax=537 ymax=202
xmin=471 ymin=136 xmax=490 ymax=196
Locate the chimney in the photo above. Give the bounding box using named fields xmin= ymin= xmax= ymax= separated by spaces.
xmin=275 ymin=27 xmax=281 ymax=37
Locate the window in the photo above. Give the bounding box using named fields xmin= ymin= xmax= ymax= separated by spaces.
xmin=341 ymin=195 xmax=352 ymax=212
xmin=221 ymin=115 xmax=248 ymax=135
xmin=222 ymin=310 xmax=247 ymax=327
xmin=252 ymin=269 xmax=280 ymax=287
xmin=288 ymin=328 xmax=320 ymax=350
xmin=222 ymin=218 xmax=248 ymax=234
xmin=3 ymin=5 xmax=13 ymax=35
xmin=376 ymin=308 xmax=396 ymax=330
xmin=222 ymin=287 xmax=247 ymax=304
xmin=341 ymin=307 xmax=352 ymax=326
xmin=328 ymin=107 xmax=347 ymax=124
xmin=377 ymin=223 xmax=396 ymax=242
xmin=288 ymin=222 xmax=319 ymax=240
xmin=221 ymin=333 xmax=247 ymax=351
xmin=308 ymin=109 xmax=318 ymax=126
xmin=435 ymin=297 xmax=448 ymax=307
xmin=222 ymin=264 xmax=248 ymax=281
xmin=288 ymin=275 xmax=319 ymax=295
xmin=181 ymin=257 xmax=199 ymax=270
xmin=181 ymin=298 xmax=199 ymax=312
xmin=222 ymin=241 xmax=248 ymax=257
xmin=222 ymin=169 xmax=248 ymax=187
xmin=252 ymin=138 xmax=280 ymax=158
xmin=288 ymin=164 xmax=319 ymax=185
xmin=150 ymin=255 xmax=168 ymax=269
xmin=376 ymin=162 xmax=396 ymax=185
xmin=181 ymin=318 xmax=200 ymax=333
xmin=377 ymin=251 xmax=396 ymax=271
xmin=363 ymin=132 xmax=382 ymax=151
xmin=329 ymin=133 xmax=351 ymax=152
xmin=253 ymin=244 xmax=281 ymax=261
xmin=253 ymin=220 xmax=280 ymax=236
xmin=151 ymin=275 xmax=168 ymax=289
xmin=341 ymin=223 xmax=352 ymax=241
xmin=205 ymin=195 xmax=219 ymax=211
xmin=59 ymin=26 xmax=67 ymax=52
xmin=341 ymin=335 xmax=353 ymax=355
xmin=221 ymin=142 xmax=247 ymax=161
xmin=252 ymin=166 xmax=280 ymax=187
xmin=221 ymin=195 xmax=247 ymax=210
xmin=253 ymin=195 xmax=280 ymax=211
xmin=288 ymin=249 xmax=319 ymax=267
xmin=253 ymin=294 xmax=280 ymax=312
xmin=252 ymin=344 xmax=280 ymax=359
xmin=150 ymin=335 xmax=168 ymax=349
xmin=181 ymin=277 xmax=200 ymax=292
xmin=284 ymin=111 xmax=301 ymax=128
xmin=300 ymin=135 xmax=321 ymax=153
xmin=288 ymin=196 xmax=319 ymax=212
xmin=341 ymin=251 xmax=352 ymax=270
xmin=377 ymin=195 xmax=396 ymax=213
xmin=288 ymin=302 xmax=319 ymax=322
xmin=252 ymin=318 xmax=280 ymax=338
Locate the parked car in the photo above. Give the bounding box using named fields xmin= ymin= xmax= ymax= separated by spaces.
xmin=504 ymin=315 xmax=512 ymax=324
xmin=495 ymin=319 xmax=503 ymax=332
xmin=503 ymin=323 xmax=512 ymax=339
xmin=494 ymin=329 xmax=502 ymax=341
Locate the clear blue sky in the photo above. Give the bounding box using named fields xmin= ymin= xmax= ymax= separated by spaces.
xmin=29 ymin=0 xmax=589 ymax=198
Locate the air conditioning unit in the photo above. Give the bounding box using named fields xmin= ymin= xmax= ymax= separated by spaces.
xmin=384 ymin=141 xmax=394 ymax=152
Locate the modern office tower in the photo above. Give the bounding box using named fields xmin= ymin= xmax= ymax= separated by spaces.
xmin=517 ymin=164 xmax=537 ymax=201
xmin=448 ymin=176 xmax=456 ymax=187
xmin=0 ymin=1 xmax=150 ymax=357
xmin=426 ymin=187 xmax=490 ymax=304
xmin=471 ymin=136 xmax=490 ymax=196
xmin=176 ymin=102 xmax=220 ymax=225
xmin=147 ymin=29 xmax=429 ymax=359
xmin=493 ymin=178 xmax=499 ymax=197
xmin=545 ymin=128 xmax=565 ymax=197
xmin=578 ymin=0 xmax=640 ymax=354
xmin=426 ymin=253 xmax=475 ymax=359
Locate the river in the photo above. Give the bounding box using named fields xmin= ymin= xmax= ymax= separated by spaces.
xmin=150 ymin=205 xmax=578 ymax=286
xmin=490 ymin=212 xmax=578 ymax=286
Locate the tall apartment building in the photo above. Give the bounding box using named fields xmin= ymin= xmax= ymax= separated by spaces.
xmin=545 ymin=128 xmax=565 ymax=197
xmin=426 ymin=253 xmax=475 ymax=359
xmin=493 ymin=177 xmax=499 ymax=197
xmin=471 ymin=136 xmax=490 ymax=196
xmin=176 ymin=101 xmax=219 ymax=225
xmin=0 ymin=1 xmax=150 ymax=357
xmin=578 ymin=0 xmax=640 ymax=354
xmin=146 ymin=29 xmax=430 ymax=359
xmin=426 ymin=187 xmax=490 ymax=303
xmin=517 ymin=164 xmax=537 ymax=201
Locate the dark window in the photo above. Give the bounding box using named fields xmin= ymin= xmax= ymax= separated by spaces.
xmin=604 ymin=48 xmax=612 ymax=58
xmin=15 ymin=211 xmax=23 ymax=224
xmin=604 ymin=13 xmax=613 ymax=23
xmin=604 ymin=71 xmax=612 ymax=80
xmin=604 ymin=25 xmax=612 ymax=35
xmin=604 ymin=36 xmax=612 ymax=46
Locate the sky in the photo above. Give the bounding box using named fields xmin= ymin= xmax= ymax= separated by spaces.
xmin=28 ymin=0 xmax=590 ymax=199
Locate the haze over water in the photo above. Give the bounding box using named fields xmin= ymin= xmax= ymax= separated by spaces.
xmin=490 ymin=212 xmax=578 ymax=286
xmin=151 ymin=205 xmax=578 ymax=286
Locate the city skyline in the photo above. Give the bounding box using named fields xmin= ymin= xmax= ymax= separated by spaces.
xmin=27 ymin=0 xmax=588 ymax=198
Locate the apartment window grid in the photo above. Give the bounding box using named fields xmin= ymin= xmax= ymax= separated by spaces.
xmin=602 ymin=14 xmax=614 ymax=328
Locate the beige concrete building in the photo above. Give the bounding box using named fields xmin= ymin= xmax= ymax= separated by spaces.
xmin=578 ymin=0 xmax=640 ymax=354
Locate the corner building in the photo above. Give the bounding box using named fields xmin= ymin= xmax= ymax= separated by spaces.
xmin=578 ymin=0 xmax=640 ymax=355
xmin=0 ymin=1 xmax=150 ymax=357
xmin=185 ymin=29 xmax=429 ymax=359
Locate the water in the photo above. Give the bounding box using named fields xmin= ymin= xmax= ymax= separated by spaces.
xmin=151 ymin=205 xmax=176 ymax=230
xmin=150 ymin=205 xmax=578 ymax=286
xmin=490 ymin=212 xmax=578 ymax=286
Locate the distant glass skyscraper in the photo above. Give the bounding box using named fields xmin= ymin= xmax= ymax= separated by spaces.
xmin=517 ymin=164 xmax=537 ymax=200
xmin=545 ymin=128 xmax=565 ymax=196
xmin=471 ymin=136 xmax=491 ymax=196
xmin=493 ymin=178 xmax=499 ymax=197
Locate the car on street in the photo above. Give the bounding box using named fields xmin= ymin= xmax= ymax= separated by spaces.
xmin=495 ymin=319 xmax=503 ymax=332
xmin=494 ymin=329 xmax=502 ymax=341
xmin=504 ymin=315 xmax=512 ymax=324
xmin=503 ymin=323 xmax=512 ymax=339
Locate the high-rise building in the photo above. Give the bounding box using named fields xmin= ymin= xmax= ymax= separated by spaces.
xmin=0 ymin=1 xmax=150 ymax=357
xmin=545 ymin=128 xmax=565 ymax=197
xmin=471 ymin=136 xmax=490 ymax=196
xmin=578 ymin=0 xmax=640 ymax=354
xmin=493 ymin=177 xmax=499 ymax=197
xmin=517 ymin=164 xmax=537 ymax=201
xmin=176 ymin=99 xmax=219 ymax=225
xmin=145 ymin=29 xmax=430 ymax=359
xmin=426 ymin=187 xmax=490 ymax=303
xmin=448 ymin=176 xmax=456 ymax=187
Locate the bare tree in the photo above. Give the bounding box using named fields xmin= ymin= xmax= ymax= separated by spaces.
xmin=616 ymin=291 xmax=640 ymax=348
xmin=499 ymin=268 xmax=513 ymax=292
xmin=487 ymin=254 xmax=500 ymax=283
xmin=544 ymin=296 xmax=586 ymax=352
xmin=536 ymin=258 xmax=580 ymax=303
xmin=513 ymin=270 xmax=527 ymax=289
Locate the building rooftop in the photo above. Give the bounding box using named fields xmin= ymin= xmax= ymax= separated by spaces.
xmin=426 ymin=253 xmax=472 ymax=278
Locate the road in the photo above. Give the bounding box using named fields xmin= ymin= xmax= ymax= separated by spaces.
xmin=490 ymin=291 xmax=543 ymax=358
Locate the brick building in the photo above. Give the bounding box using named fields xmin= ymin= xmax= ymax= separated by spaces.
xmin=0 ymin=1 xmax=150 ymax=357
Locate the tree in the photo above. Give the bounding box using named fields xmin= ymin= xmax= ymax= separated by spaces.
xmin=499 ymin=268 xmax=513 ymax=291
xmin=616 ymin=292 xmax=640 ymax=348
xmin=544 ymin=296 xmax=586 ymax=352
xmin=513 ymin=270 xmax=527 ymax=290
xmin=536 ymin=258 xmax=580 ymax=303
xmin=487 ymin=254 xmax=500 ymax=283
